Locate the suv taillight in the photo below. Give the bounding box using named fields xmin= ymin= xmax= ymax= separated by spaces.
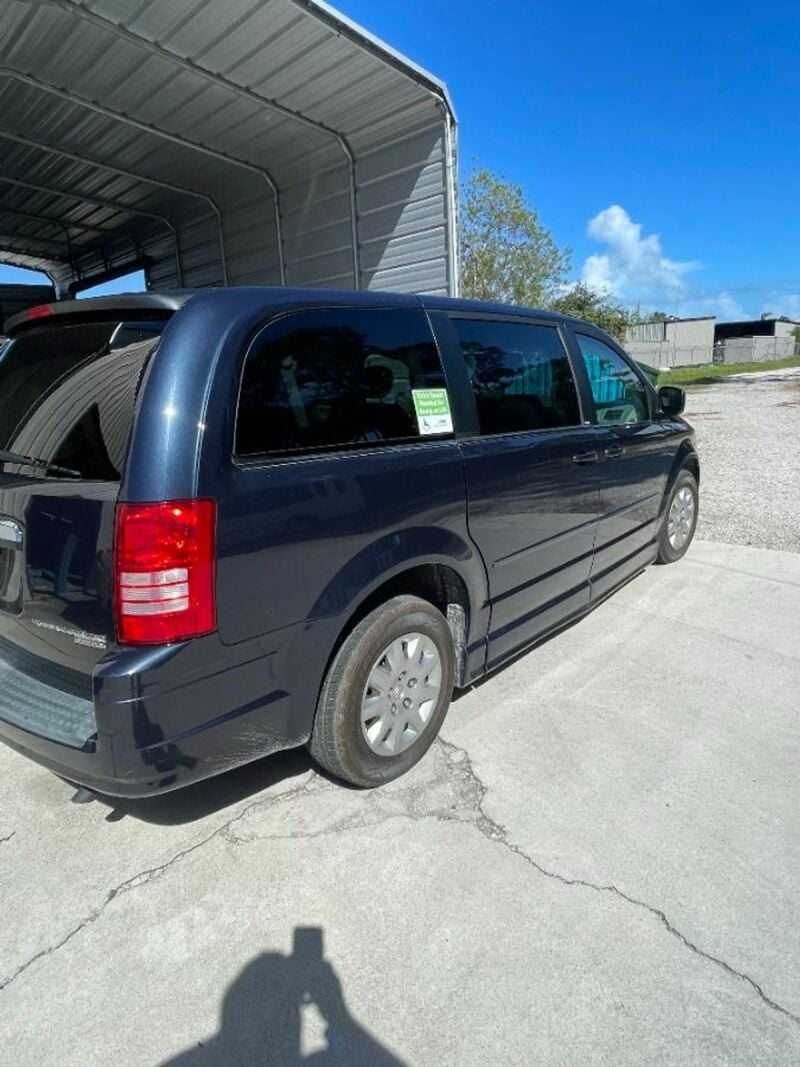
xmin=114 ymin=499 xmax=217 ymax=645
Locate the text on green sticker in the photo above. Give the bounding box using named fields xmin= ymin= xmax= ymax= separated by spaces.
xmin=412 ymin=389 xmax=451 ymax=417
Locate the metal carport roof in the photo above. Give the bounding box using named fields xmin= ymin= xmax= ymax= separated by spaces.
xmin=0 ymin=0 xmax=458 ymax=296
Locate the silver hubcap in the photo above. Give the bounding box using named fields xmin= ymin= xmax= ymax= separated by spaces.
xmin=361 ymin=632 xmax=442 ymax=757
xmin=668 ymin=486 xmax=695 ymax=550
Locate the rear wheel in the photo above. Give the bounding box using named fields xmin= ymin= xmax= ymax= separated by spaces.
xmin=309 ymin=595 xmax=455 ymax=787
xmin=656 ymin=469 xmax=699 ymax=564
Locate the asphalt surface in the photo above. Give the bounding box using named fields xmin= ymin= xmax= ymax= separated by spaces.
xmin=687 ymin=366 xmax=800 ymax=551
xmin=2 ymin=537 xmax=799 ymax=1065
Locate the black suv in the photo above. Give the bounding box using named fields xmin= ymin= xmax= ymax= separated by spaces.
xmin=0 ymin=288 xmax=698 ymax=796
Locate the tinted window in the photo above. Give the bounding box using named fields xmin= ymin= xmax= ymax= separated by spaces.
xmin=236 ymin=308 xmax=448 ymax=457
xmin=576 ymin=334 xmax=650 ymax=425
xmin=451 ymin=318 xmax=580 ymax=435
xmin=0 ymin=319 xmax=166 ymax=479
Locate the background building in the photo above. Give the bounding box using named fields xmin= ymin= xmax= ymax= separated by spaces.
xmin=713 ymin=318 xmax=799 ymax=363
xmin=624 ymin=317 xmax=716 ymax=368
xmin=625 ymin=315 xmax=799 ymax=369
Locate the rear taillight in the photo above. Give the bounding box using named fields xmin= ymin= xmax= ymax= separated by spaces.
xmin=114 ymin=499 xmax=217 ymax=645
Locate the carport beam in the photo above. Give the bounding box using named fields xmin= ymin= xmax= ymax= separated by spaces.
xmin=0 ymin=124 xmax=225 ymax=286
xmin=0 ymin=71 xmax=230 ymax=286
xmin=0 ymin=69 xmax=286 ymax=286
xmin=41 ymin=1 xmax=356 ymax=285
xmin=0 ymin=204 xmax=140 ymax=263
xmin=0 ymin=173 xmax=184 ymax=287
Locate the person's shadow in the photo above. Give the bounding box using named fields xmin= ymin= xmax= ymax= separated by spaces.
xmin=162 ymin=927 xmax=405 ymax=1065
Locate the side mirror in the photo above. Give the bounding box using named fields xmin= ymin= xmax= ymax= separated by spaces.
xmin=658 ymin=385 xmax=686 ymax=418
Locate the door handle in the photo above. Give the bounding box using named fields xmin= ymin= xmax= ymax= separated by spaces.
xmin=572 ymin=450 xmax=599 ymax=465
xmin=604 ymin=444 xmax=625 ymax=459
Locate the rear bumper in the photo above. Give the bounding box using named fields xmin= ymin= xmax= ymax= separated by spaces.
xmin=0 ymin=715 xmax=128 ymax=794
xmin=0 ymin=705 xmax=299 ymax=798
xmin=0 ymin=621 xmax=325 ymax=797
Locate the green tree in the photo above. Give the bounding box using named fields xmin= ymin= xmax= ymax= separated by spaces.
xmin=460 ymin=168 xmax=570 ymax=306
xmin=550 ymin=282 xmax=631 ymax=340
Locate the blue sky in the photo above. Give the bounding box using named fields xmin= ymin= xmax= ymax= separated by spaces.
xmin=339 ymin=0 xmax=799 ymax=319
xmin=2 ymin=0 xmax=798 ymax=319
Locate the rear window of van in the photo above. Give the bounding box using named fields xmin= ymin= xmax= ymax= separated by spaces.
xmin=0 ymin=319 xmax=167 ymax=480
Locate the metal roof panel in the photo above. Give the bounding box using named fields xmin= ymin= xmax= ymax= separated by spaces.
xmin=0 ymin=0 xmax=457 ymax=296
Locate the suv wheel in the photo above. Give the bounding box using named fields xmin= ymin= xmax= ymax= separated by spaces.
xmin=656 ymin=469 xmax=699 ymax=564
xmin=309 ymin=595 xmax=455 ymax=787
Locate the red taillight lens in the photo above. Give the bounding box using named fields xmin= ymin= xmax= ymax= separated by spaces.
xmin=114 ymin=499 xmax=217 ymax=645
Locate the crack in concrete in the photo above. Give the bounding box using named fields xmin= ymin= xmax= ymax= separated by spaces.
xmin=0 ymin=831 xmax=15 ymax=845
xmin=220 ymin=739 xmax=800 ymax=1028
xmin=0 ymin=773 xmax=322 ymax=993
xmin=2 ymin=739 xmax=798 ymax=1033
xmin=435 ymin=737 xmax=800 ymax=1029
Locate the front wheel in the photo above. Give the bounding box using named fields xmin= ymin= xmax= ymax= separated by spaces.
xmin=656 ymin=469 xmax=699 ymax=564
xmin=309 ymin=595 xmax=455 ymax=787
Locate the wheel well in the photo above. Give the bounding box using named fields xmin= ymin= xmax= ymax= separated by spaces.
xmin=331 ymin=564 xmax=471 ymax=687
xmin=683 ymin=452 xmax=700 ymax=484
xmin=660 ymin=452 xmax=700 ymax=519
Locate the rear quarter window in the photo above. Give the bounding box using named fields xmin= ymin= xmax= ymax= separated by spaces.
xmin=235 ymin=307 xmax=449 ymax=458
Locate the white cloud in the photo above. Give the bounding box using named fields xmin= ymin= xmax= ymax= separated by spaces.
xmin=680 ymin=291 xmax=748 ymax=321
xmin=762 ymin=293 xmax=800 ymax=320
xmin=577 ymin=204 xmax=799 ymax=322
xmin=580 ymin=205 xmax=699 ymax=306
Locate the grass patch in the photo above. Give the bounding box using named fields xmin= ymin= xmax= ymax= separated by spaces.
xmin=658 ymin=356 xmax=800 ymax=387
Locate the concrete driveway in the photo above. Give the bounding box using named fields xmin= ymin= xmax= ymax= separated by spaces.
xmin=1 ymin=539 xmax=798 ymax=1065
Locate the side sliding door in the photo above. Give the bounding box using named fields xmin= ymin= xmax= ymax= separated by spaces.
xmin=438 ymin=314 xmax=605 ymax=671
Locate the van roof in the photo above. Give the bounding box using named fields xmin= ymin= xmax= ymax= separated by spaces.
xmin=6 ymin=287 xmax=587 ymax=338
xmin=418 ymin=294 xmax=577 ymax=325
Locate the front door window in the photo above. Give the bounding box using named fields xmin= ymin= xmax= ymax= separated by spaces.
xmin=575 ymin=334 xmax=649 ymax=424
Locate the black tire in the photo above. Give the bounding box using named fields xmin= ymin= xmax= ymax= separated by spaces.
xmin=656 ymin=469 xmax=699 ymax=564
xmin=309 ymin=595 xmax=455 ymax=787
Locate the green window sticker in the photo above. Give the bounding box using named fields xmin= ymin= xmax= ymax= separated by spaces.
xmin=412 ymin=389 xmax=453 ymax=435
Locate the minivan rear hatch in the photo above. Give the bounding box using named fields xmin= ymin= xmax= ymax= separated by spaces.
xmin=0 ymin=307 xmax=172 ymax=696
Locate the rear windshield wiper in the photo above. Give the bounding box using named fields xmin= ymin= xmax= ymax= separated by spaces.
xmin=0 ymin=448 xmax=82 ymax=478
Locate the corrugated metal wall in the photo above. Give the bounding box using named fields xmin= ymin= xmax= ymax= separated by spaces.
xmin=625 ymin=321 xmax=667 ymax=343
xmin=664 ymin=318 xmax=716 ymax=348
xmin=625 ymin=319 xmax=716 ymax=347
xmin=0 ymin=0 xmax=458 ymax=297
xmin=773 ymin=320 xmax=800 ymax=339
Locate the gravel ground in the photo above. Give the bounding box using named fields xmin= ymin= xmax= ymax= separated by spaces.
xmin=685 ymin=366 xmax=800 ymax=552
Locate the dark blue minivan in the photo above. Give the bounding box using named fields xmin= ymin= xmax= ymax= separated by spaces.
xmin=0 ymin=288 xmax=699 ymax=795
